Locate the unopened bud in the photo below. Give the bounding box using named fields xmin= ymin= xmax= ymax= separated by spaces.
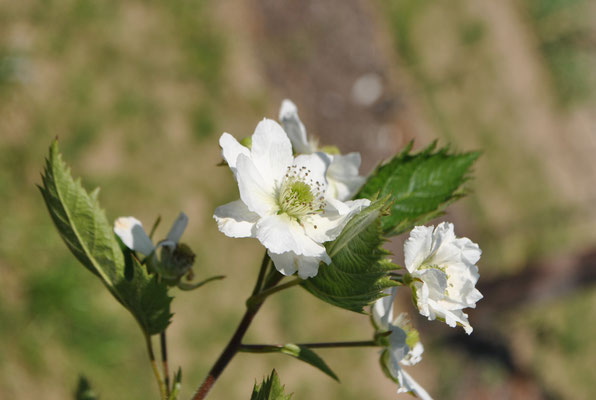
xmin=160 ymin=243 xmax=196 ymax=283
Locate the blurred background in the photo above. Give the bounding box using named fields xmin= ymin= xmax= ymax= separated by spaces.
xmin=1 ymin=0 xmax=596 ymax=398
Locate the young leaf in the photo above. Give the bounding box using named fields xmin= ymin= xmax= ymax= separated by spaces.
xmin=168 ymin=368 xmax=183 ymax=400
xmin=39 ymin=140 xmax=125 ymax=296
xmin=279 ymin=344 xmax=339 ymax=381
xmin=301 ymin=198 xmax=398 ymax=313
xmin=75 ymin=376 xmax=99 ymax=400
xmin=357 ymin=142 xmax=479 ymax=236
xmin=115 ymin=253 xmax=173 ymax=335
xmin=250 ymin=370 xmax=292 ymax=400
xmin=39 ymin=140 xmax=172 ymax=335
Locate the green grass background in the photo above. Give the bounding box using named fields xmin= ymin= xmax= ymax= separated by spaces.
xmin=1 ymin=0 xmax=595 ymax=399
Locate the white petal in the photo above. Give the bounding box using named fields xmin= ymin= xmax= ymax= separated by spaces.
xmin=293 ymin=152 xmax=331 ymax=189
xmin=278 ymin=99 xmax=314 ymax=154
xmin=404 ymin=225 xmax=434 ymax=272
xmin=396 ymin=369 xmax=433 ymax=400
xmin=401 ymin=342 xmax=424 ymax=366
xmin=386 ymin=327 xmax=409 ymax=376
xmin=372 ymin=287 xmax=397 ymax=330
xmin=166 ymin=212 xmax=188 ymax=243
xmin=256 ymin=214 xmax=328 ymax=258
xmin=302 ymin=198 xmax=370 ymax=243
xmin=219 ymin=132 xmax=250 ymax=172
xmin=455 ymin=236 xmax=482 ymax=266
xmin=268 ymin=250 xmax=297 ymax=276
xmin=114 ymin=216 xmax=155 ymax=256
xmin=250 ymin=119 xmax=294 ymax=185
xmin=268 ymin=250 xmax=325 ymax=279
xmin=213 ymin=200 xmax=259 ymax=238
xmin=326 ymin=152 xmax=366 ymax=201
xmin=236 ymin=154 xmax=277 ymax=216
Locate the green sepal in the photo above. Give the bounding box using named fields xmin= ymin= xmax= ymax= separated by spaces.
xmin=379 ymin=350 xmax=399 ymax=384
xmin=250 ymin=369 xmax=292 ymax=400
xmin=301 ymin=197 xmax=399 ymax=313
xmin=176 ymin=275 xmax=226 ymax=291
xmin=357 ymin=141 xmax=479 ymax=236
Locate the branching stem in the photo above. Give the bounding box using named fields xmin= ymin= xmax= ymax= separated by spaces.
xmin=192 ymin=252 xmax=286 ymax=400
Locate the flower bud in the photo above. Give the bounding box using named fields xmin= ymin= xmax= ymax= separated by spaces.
xmin=159 ymin=243 xmax=196 ymax=284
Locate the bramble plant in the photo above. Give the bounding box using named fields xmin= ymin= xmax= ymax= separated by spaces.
xmin=40 ymin=99 xmax=481 ymax=399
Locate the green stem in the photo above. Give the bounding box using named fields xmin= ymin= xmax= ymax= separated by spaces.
xmin=246 ymin=278 xmax=301 ymax=309
xmin=160 ymin=330 xmax=170 ymax=397
xmin=251 ymin=252 xmax=271 ymax=296
xmin=239 ymin=340 xmax=378 ymax=352
xmin=145 ymin=334 xmax=167 ymax=400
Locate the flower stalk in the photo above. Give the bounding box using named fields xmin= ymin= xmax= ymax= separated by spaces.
xmin=145 ymin=334 xmax=167 ymax=400
xmin=239 ymin=340 xmax=378 ymax=352
xmin=192 ymin=252 xmax=285 ymax=400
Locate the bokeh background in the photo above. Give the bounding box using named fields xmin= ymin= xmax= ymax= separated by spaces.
xmin=1 ymin=0 xmax=596 ymax=399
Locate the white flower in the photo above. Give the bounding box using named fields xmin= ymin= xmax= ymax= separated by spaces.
xmin=279 ymin=99 xmax=366 ymax=201
xmin=404 ymin=222 xmax=482 ymax=334
xmin=214 ymin=118 xmax=370 ymax=279
xmin=115 ymin=213 xmax=197 ymax=284
xmin=114 ymin=212 xmax=189 ymax=256
xmin=372 ymin=288 xmax=433 ymax=399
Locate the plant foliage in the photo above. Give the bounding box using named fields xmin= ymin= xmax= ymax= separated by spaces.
xmin=357 ymin=142 xmax=479 ymax=236
xmin=39 ymin=140 xmax=172 ymax=336
xmin=301 ymin=198 xmax=398 ymax=313
xmin=250 ymin=370 xmax=292 ymax=400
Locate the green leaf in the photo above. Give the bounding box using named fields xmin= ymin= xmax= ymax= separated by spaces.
xmin=168 ymin=368 xmax=182 ymax=400
xmin=39 ymin=140 xmax=125 ymax=295
xmin=75 ymin=375 xmax=99 ymax=400
xmin=39 ymin=140 xmax=172 ymax=335
xmin=115 ymin=253 xmax=173 ymax=335
xmin=250 ymin=370 xmax=292 ymax=400
xmin=301 ymin=198 xmax=398 ymax=313
xmin=357 ymin=142 xmax=479 ymax=236
xmin=279 ymin=344 xmax=339 ymax=381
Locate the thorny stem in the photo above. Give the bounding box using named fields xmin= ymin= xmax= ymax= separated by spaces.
xmin=145 ymin=334 xmax=167 ymax=400
xmin=160 ymin=330 xmax=170 ymax=396
xmin=192 ymin=252 xmax=286 ymax=400
xmin=239 ymin=340 xmax=378 ymax=352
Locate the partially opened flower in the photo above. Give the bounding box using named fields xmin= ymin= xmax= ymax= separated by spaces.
xmin=372 ymin=288 xmax=432 ymax=399
xmin=279 ymin=99 xmax=366 ymax=201
xmin=404 ymin=222 xmax=482 ymax=334
xmin=214 ymin=118 xmax=370 ymax=279
xmin=114 ymin=213 xmax=195 ymax=283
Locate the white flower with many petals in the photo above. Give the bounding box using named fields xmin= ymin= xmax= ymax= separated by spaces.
xmin=404 ymin=222 xmax=482 ymax=334
xmin=279 ymin=99 xmax=366 ymax=201
xmin=372 ymin=288 xmax=433 ymax=399
xmin=214 ymin=119 xmax=370 ymax=279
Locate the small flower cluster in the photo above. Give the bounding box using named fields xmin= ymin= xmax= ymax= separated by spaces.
xmin=371 ymin=221 xmax=482 ymax=397
xmin=214 ymin=100 xmax=483 ymax=397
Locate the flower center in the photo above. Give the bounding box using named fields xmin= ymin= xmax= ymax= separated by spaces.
xmin=278 ymin=165 xmax=326 ymax=219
